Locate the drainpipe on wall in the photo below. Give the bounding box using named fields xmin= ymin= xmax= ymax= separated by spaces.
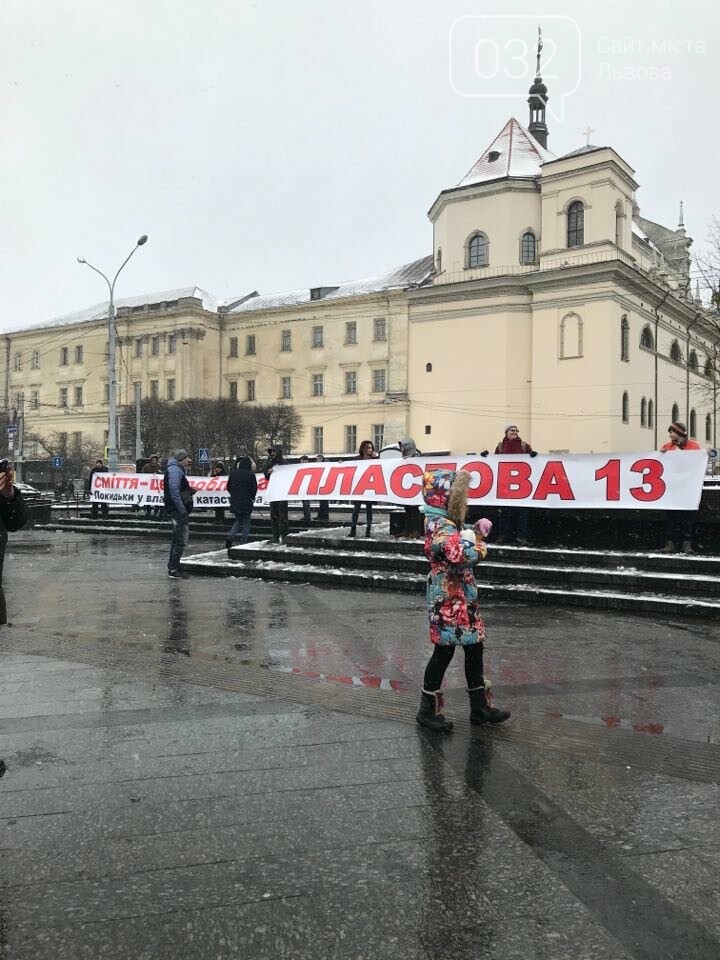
xmin=653 ymin=290 xmax=670 ymax=449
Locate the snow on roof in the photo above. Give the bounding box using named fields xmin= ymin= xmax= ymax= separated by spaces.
xmin=457 ymin=117 xmax=554 ymax=188
xmin=2 ymin=286 xmax=218 ymax=335
xmin=226 ymin=255 xmax=435 ymax=314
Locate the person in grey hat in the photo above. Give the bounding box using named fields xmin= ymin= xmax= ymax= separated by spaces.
xmin=163 ymin=450 xmax=194 ymax=577
xmin=397 ymin=437 xmax=423 ymax=539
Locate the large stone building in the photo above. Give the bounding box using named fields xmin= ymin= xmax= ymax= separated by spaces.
xmin=3 ymin=54 xmax=717 ymax=469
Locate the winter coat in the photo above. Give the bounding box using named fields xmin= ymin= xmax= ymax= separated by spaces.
xmin=163 ymin=457 xmax=194 ymax=515
xmin=494 ymin=437 xmax=535 ymax=455
xmin=422 ymin=469 xmax=486 ymax=646
xmin=84 ymin=464 xmax=108 ymax=494
xmin=262 ymin=445 xmax=284 ymax=479
xmin=660 ymin=438 xmax=703 ymax=452
xmin=227 ymin=457 xmax=258 ymax=513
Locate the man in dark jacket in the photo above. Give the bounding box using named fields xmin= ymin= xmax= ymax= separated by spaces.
xmin=163 ymin=449 xmax=194 ymax=578
xmin=0 ymin=458 xmax=27 ymax=625
xmin=262 ymin=445 xmax=288 ymax=544
xmin=86 ymin=459 xmax=109 ymax=519
xmin=226 ymin=456 xmax=258 ymax=549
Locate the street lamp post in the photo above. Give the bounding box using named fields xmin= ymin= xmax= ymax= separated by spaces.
xmin=77 ymin=236 xmax=148 ymax=470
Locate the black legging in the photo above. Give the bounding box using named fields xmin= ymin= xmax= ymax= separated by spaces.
xmin=423 ymin=643 xmax=484 ymax=691
xmin=351 ymin=502 xmax=373 ymax=530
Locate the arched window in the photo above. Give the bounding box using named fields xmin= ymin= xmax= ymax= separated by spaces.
xmin=689 ymin=350 xmax=698 ymax=372
xmin=672 ymin=402 xmax=680 ymax=424
xmin=690 ymin=409 xmax=697 ymax=437
xmin=436 ymin=248 xmax=442 ymax=274
xmin=559 ymin=313 xmax=583 ymax=359
xmin=567 ymin=201 xmax=585 ymax=248
xmin=640 ymin=325 xmax=654 ymax=350
xmin=520 ymin=231 xmax=537 ymax=265
xmin=670 ymin=340 xmax=683 ymax=363
xmin=705 ymin=356 xmax=714 ymax=378
xmin=622 ymin=391 xmax=629 ymax=424
xmin=640 ymin=397 xmax=647 ymax=427
xmin=706 ymin=414 xmax=712 ymax=443
xmin=466 ymin=232 xmax=489 ymax=268
xmin=620 ymin=315 xmax=630 ymax=361
xmin=648 ymin=399 xmax=654 ymax=429
xmin=615 ymin=202 xmax=624 ymax=248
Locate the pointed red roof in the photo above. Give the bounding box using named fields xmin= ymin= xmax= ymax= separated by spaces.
xmin=458 ymin=117 xmax=554 ymax=187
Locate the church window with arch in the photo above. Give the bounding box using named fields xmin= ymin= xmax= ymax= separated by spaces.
xmin=520 ymin=231 xmax=537 ymax=265
xmin=640 ymin=325 xmax=654 ymax=350
xmin=671 ymin=402 xmax=680 ymax=423
xmin=621 ymin=391 xmax=629 ymax=424
xmin=670 ymin=340 xmax=683 ymax=364
xmin=706 ymin=414 xmax=712 ymax=443
xmin=640 ymin=397 xmax=647 ymax=427
xmin=620 ymin=315 xmax=630 ymax=361
xmin=567 ymin=201 xmax=585 ymax=248
xmin=690 ymin=409 xmax=697 ymax=438
xmin=466 ymin=232 xmax=489 ymax=268
xmin=688 ymin=350 xmax=698 ymax=372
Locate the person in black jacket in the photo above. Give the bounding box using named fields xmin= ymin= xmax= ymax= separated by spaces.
xmin=0 ymin=458 xmax=27 ymax=625
xmin=262 ymin=445 xmax=288 ymax=544
xmin=226 ymin=456 xmax=258 ymax=549
xmin=86 ymin=459 xmax=109 ymax=519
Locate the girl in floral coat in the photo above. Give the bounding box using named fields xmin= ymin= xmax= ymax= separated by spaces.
xmin=416 ymin=469 xmax=510 ymax=732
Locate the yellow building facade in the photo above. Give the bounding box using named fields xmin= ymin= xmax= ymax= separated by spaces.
xmin=3 ymin=67 xmax=717 ymax=466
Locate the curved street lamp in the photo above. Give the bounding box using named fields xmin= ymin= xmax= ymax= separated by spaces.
xmin=77 ymin=235 xmax=148 ymax=470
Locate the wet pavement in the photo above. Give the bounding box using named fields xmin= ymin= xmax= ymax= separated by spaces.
xmin=1 ymin=530 xmax=720 ymax=958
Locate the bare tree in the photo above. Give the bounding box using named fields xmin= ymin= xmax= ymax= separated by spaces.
xmin=254 ymin=403 xmax=303 ymax=457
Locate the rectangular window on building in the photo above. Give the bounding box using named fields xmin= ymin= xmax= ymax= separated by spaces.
xmin=72 ymin=431 xmax=82 ymax=447
xmin=31 ymin=351 xmax=40 ymax=369
xmin=30 ymin=390 xmax=39 ymax=410
xmin=150 ymin=380 xmax=159 ymax=399
xmin=103 ymin=383 xmax=109 ymax=405
xmin=312 ymin=373 xmax=324 ymax=397
xmin=13 ymin=353 xmax=21 ymax=371
xmin=246 ymin=334 xmax=256 ymax=356
xmin=229 ymin=381 xmax=238 ymax=401
xmin=372 ymin=424 xmax=384 ymax=451
xmin=59 ymin=387 xmax=68 ymax=408
xmin=345 ymin=371 xmax=357 ymax=394
xmin=345 ymin=425 xmax=357 ymax=453
xmin=373 ymin=318 xmax=387 ymax=342
xmin=135 ymin=339 xmax=143 ymax=358
xmin=281 ymin=330 xmax=292 ymax=352
xmin=151 ymin=336 xmax=160 ymax=357
xmin=229 ymin=336 xmax=238 ymax=358
xmin=312 ymin=325 xmax=324 ymax=348
xmin=75 ymin=345 xmax=83 ymax=364
xmin=247 ymin=380 xmax=256 ymax=401
xmin=281 ymin=376 xmax=292 ymax=399
xmin=372 ymin=368 xmax=386 ymax=393
xmin=345 ymin=321 xmax=357 ymax=345
xmin=167 ymin=378 xmax=176 ymax=401
xmin=59 ymin=431 xmax=68 ymax=448
xmin=313 ymin=426 xmax=324 ymax=455
xmin=74 ymin=386 xmax=83 ymax=406
xmin=167 ymin=334 xmax=177 ymax=354
xmin=60 ymin=347 xmax=68 ymax=366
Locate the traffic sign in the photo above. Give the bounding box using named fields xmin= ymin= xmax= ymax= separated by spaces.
xmin=197 ymin=447 xmax=210 ymax=464
xmin=6 ymin=425 xmax=17 ymax=436
xmin=52 ymin=456 xmax=64 ymax=469
xmin=709 ymin=448 xmax=718 ymax=460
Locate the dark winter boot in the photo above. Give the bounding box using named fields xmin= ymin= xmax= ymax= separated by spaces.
xmin=348 ymin=527 xmax=356 ymax=537
xmin=225 ymin=538 xmax=233 ymax=551
xmin=468 ymin=681 xmax=510 ymax=725
xmin=416 ymin=689 xmax=453 ymax=732
xmin=365 ymin=525 xmax=372 ymax=538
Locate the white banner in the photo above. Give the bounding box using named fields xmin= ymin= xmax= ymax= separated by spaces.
xmin=264 ymin=452 xmax=708 ymax=511
xmin=89 ymin=472 xmax=271 ymax=508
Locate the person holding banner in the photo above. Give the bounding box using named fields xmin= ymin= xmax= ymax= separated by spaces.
xmin=416 ymin=469 xmax=510 ymax=733
xmin=398 ymin=438 xmax=424 ymax=538
xmin=490 ymin=425 xmax=537 ymax=546
xmin=263 ymin=445 xmax=288 ymax=544
xmin=226 ymin=455 xmax=258 ymax=549
xmin=164 ymin=449 xmax=194 ymax=578
xmin=660 ymin=421 xmax=703 ymax=553
xmin=86 ymin=459 xmax=109 ymax=520
xmin=348 ymin=440 xmax=376 ymax=538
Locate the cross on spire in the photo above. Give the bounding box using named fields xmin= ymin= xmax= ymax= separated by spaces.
xmin=582 ymin=125 xmax=595 ymax=146
xmin=536 ymin=25 xmax=543 ymax=76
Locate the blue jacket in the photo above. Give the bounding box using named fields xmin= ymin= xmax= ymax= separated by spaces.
xmin=163 ymin=458 xmax=193 ymax=515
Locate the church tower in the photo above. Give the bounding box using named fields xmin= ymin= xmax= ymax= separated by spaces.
xmin=527 ymin=27 xmax=549 ymax=149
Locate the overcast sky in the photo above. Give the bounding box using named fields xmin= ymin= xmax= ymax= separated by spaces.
xmin=1 ymin=0 xmax=717 ymax=329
